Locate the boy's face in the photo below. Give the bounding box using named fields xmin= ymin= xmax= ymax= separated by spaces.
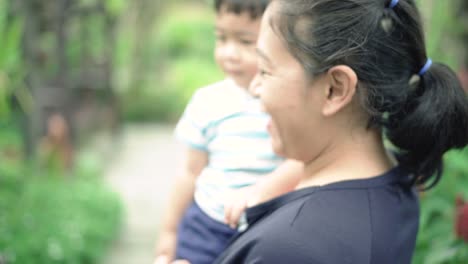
xmin=214 ymin=8 xmax=261 ymax=89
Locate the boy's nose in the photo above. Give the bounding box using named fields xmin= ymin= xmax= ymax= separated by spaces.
xmin=222 ymin=42 xmax=240 ymax=61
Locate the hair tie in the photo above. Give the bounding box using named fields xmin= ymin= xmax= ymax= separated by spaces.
xmin=389 ymin=0 xmax=399 ymax=9
xmin=418 ymin=59 xmax=432 ymax=76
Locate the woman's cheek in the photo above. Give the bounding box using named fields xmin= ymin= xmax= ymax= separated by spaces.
xmin=267 ymin=119 xmax=286 ymax=156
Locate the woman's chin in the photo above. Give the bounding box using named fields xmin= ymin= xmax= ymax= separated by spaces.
xmin=272 ymin=141 xmax=287 ymax=158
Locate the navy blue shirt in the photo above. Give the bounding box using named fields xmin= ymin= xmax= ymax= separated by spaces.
xmin=214 ymin=167 xmax=419 ymax=264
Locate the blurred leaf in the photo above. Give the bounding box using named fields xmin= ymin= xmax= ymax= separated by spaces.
xmin=0 ymin=168 xmax=123 ymax=264
xmin=415 ymin=149 xmax=468 ymax=263
xmin=156 ymin=8 xmax=215 ymax=59
xmin=0 ymin=0 xmax=6 ymax=39
xmin=121 ymin=3 xmax=224 ymax=122
xmin=417 ymin=0 xmax=458 ymax=68
xmin=425 ymin=246 xmax=459 ymax=264
xmin=0 ymin=72 xmax=10 ymax=119
xmin=106 ymin=0 xmax=126 ymax=17
xmin=0 ymin=19 xmax=23 ymax=71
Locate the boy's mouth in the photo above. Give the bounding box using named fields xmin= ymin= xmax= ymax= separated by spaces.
xmin=225 ymin=69 xmax=243 ymax=77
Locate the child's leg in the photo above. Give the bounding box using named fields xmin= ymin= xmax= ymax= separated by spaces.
xmin=175 ymin=202 xmax=238 ymax=264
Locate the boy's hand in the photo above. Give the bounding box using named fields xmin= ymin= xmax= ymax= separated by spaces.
xmin=154 ymin=231 xmax=177 ymax=263
xmin=154 ymin=255 xmax=170 ymax=264
xmin=224 ymin=185 xmax=260 ymax=229
xmin=153 ymin=255 xmax=190 ymax=264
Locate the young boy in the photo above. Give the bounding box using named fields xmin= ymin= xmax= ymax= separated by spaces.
xmin=154 ymin=1 xmax=302 ymax=263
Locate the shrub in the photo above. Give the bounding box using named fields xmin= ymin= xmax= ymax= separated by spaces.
xmin=413 ymin=149 xmax=468 ymax=264
xmin=0 ymin=128 xmax=123 ymax=264
xmin=156 ymin=5 xmax=215 ymax=60
xmin=121 ymin=3 xmax=223 ymax=123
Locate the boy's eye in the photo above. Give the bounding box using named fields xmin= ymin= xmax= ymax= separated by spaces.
xmin=215 ymin=34 xmax=226 ymax=42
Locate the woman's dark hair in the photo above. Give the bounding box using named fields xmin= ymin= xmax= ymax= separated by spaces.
xmin=215 ymin=0 xmax=270 ymax=19
xmin=272 ymin=0 xmax=468 ymax=189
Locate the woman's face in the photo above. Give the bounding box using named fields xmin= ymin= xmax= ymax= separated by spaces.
xmin=254 ymin=2 xmax=329 ymax=162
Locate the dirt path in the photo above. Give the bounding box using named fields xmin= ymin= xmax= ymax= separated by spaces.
xmin=101 ymin=124 xmax=184 ymax=264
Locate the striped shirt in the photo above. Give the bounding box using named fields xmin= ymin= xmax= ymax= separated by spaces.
xmin=175 ymin=79 xmax=284 ymax=225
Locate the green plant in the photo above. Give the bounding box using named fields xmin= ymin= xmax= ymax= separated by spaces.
xmin=410 ymin=2 xmax=468 ymax=262
xmin=0 ymin=0 xmax=24 ymax=119
xmin=417 ymin=0 xmax=459 ymax=68
xmin=0 ymin=177 xmax=122 ymax=264
xmin=0 ymin=133 xmax=123 ymax=264
xmin=156 ymin=5 xmax=215 ymax=60
xmin=121 ymin=3 xmax=223 ymax=122
xmin=166 ymin=56 xmax=222 ymax=105
xmin=413 ymin=149 xmax=468 ymax=264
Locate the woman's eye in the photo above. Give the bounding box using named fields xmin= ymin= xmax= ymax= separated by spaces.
xmin=240 ymin=39 xmax=254 ymax=45
xmin=259 ymin=70 xmax=269 ymax=76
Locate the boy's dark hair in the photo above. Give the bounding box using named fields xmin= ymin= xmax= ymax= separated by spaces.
xmin=215 ymin=0 xmax=270 ymax=19
xmin=272 ymin=0 xmax=468 ymax=189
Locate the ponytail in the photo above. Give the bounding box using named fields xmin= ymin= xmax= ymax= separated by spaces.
xmin=272 ymin=0 xmax=468 ymax=188
xmin=386 ymin=62 xmax=468 ymax=188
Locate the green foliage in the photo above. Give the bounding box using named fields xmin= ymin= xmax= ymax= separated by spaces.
xmin=0 ymin=126 xmax=123 ymax=264
xmin=0 ymin=1 xmax=24 ymax=120
xmin=0 ymin=177 xmax=122 ymax=264
xmin=156 ymin=9 xmax=215 ymax=60
xmin=0 ymin=175 xmax=123 ymax=264
xmin=105 ymin=0 xmax=127 ymax=18
xmin=122 ymin=56 xmax=222 ymax=122
xmin=410 ymin=2 xmax=468 ymax=262
xmin=122 ymin=87 xmax=181 ymax=122
xmin=0 ymin=1 xmax=124 ymax=260
xmin=417 ymin=0 xmax=460 ymax=68
xmin=413 ymin=149 xmax=468 ymax=264
xmin=167 ymin=56 xmax=222 ymax=102
xmin=0 ymin=73 xmax=9 ymax=118
xmin=121 ymin=3 xmax=223 ymax=122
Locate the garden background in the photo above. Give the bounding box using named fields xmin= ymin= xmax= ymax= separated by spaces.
xmin=0 ymin=0 xmax=467 ymax=263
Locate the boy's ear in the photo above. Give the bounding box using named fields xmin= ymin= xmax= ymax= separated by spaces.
xmin=322 ymin=65 xmax=358 ymax=116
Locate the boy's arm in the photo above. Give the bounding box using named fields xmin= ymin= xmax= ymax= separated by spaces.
xmin=249 ymin=159 xmax=303 ymax=205
xmin=224 ymin=159 xmax=303 ymax=228
xmin=155 ymin=147 xmax=208 ymax=260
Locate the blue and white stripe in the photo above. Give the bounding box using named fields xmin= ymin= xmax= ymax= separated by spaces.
xmin=175 ymin=79 xmax=283 ymax=225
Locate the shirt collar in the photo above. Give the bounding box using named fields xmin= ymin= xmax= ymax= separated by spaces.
xmin=245 ymin=166 xmax=409 ymax=226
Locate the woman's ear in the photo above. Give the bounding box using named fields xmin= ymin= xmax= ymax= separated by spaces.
xmin=322 ymin=65 xmax=358 ymax=116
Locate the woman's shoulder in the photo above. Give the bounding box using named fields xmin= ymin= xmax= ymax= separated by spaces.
xmin=263 ymin=190 xmax=371 ymax=247
xmin=218 ymin=182 xmax=418 ymax=263
xmin=229 ymin=192 xmax=370 ymax=263
xmin=257 ymin=185 xmax=418 ymax=263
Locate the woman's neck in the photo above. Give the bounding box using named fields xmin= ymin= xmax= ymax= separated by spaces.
xmin=297 ymin=128 xmax=394 ymax=188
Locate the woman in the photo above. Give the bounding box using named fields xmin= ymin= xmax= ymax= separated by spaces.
xmin=211 ymin=0 xmax=468 ymax=263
